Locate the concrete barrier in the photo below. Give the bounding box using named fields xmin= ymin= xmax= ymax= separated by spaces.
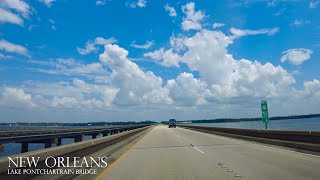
xmin=179 ymin=125 xmax=320 ymax=153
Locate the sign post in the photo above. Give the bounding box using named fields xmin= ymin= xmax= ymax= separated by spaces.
xmin=260 ymin=100 xmax=269 ymax=129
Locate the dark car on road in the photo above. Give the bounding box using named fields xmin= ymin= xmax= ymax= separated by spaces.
xmin=168 ymin=119 xmax=176 ymax=128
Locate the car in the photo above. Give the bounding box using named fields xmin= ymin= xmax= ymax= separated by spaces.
xmin=168 ymin=119 xmax=176 ymax=128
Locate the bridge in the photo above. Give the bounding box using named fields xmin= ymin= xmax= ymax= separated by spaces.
xmin=0 ymin=125 xmax=148 ymax=153
xmin=0 ymin=124 xmax=319 ymax=179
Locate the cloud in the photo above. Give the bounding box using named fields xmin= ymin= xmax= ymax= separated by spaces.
xmin=181 ymin=30 xmax=234 ymax=85
xmin=145 ymin=27 xmax=296 ymax=103
xmin=1 ymin=28 xmax=319 ymax=121
xmin=18 ymin=79 xmax=118 ymax=110
xmin=0 ymin=53 xmax=12 ymax=59
xmin=267 ymin=0 xmax=277 ymax=7
xmin=0 ymin=8 xmax=23 ymax=26
xmin=309 ymin=1 xmax=319 ymax=8
xmin=77 ymin=42 xmax=97 ymax=55
xmin=0 ymin=39 xmax=29 ymax=57
xmin=95 ymin=37 xmax=117 ymax=45
xmin=144 ymin=48 xmax=181 ymax=67
xmin=291 ymin=19 xmax=311 ymax=27
xmin=96 ymin=0 xmax=109 ymax=6
xmin=0 ymin=0 xmax=32 ymax=26
xmin=28 ymin=58 xmax=109 ymax=79
xmin=181 ymin=2 xmax=205 ymax=31
xmin=99 ymin=44 xmax=171 ymax=105
xmin=213 ymin=23 xmax=225 ymax=29
xmin=48 ymin=19 xmax=56 ymax=30
xmin=126 ymin=0 xmax=147 ymax=8
xmin=39 ymin=0 xmax=55 ymax=8
xmin=0 ymin=87 xmax=35 ymax=108
xmin=230 ymin=27 xmax=279 ymax=39
xmin=1 ymin=1 xmax=319 ymax=122
xmin=281 ymin=48 xmax=313 ymax=65
xmin=77 ymin=37 xmax=117 ymax=55
xmin=0 ymin=0 xmax=31 ymax=18
xmin=166 ymin=72 xmax=207 ymax=106
xmin=164 ymin=4 xmax=177 ymax=17
xmin=130 ymin=41 xmax=154 ymax=49
xmin=273 ymin=8 xmax=286 ymax=16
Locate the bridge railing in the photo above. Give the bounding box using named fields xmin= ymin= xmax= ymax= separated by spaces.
xmin=179 ymin=124 xmax=320 ymax=153
xmin=0 ymin=125 xmax=150 ymax=153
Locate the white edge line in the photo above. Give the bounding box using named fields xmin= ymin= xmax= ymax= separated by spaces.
xmin=194 ymin=146 xmax=205 ymax=154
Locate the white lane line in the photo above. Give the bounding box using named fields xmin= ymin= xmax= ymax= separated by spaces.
xmin=193 ymin=146 xmax=205 ymax=154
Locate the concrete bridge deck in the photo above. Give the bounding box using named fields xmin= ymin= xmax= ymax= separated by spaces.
xmin=97 ymin=125 xmax=320 ymax=180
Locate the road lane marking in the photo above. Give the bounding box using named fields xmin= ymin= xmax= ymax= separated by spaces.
xmin=193 ymin=146 xmax=205 ymax=154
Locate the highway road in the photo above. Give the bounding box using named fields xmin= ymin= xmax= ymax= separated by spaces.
xmin=97 ymin=125 xmax=320 ymax=180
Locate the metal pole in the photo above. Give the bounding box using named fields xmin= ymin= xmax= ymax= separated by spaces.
xmin=265 ymin=122 xmax=268 ymax=129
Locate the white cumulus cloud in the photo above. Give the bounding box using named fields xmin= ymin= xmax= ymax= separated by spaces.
xmin=281 ymin=48 xmax=313 ymax=65
xmin=164 ymin=4 xmax=177 ymax=17
xmin=181 ymin=2 xmax=205 ymax=31
xmin=77 ymin=37 xmax=117 ymax=55
xmin=144 ymin=48 xmax=182 ymax=67
xmin=0 ymin=87 xmax=35 ymax=108
xmin=99 ymin=44 xmax=170 ymax=105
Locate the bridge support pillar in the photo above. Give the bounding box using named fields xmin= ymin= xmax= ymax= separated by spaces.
xmin=74 ymin=135 xmax=83 ymax=142
xmin=21 ymin=142 xmax=28 ymax=153
xmin=45 ymin=141 xmax=52 ymax=148
xmin=91 ymin=134 xmax=98 ymax=139
xmin=102 ymin=131 xmax=110 ymax=137
xmin=57 ymin=138 xmax=62 ymax=146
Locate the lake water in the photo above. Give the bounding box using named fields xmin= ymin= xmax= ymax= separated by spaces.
xmin=191 ymin=117 xmax=320 ymax=130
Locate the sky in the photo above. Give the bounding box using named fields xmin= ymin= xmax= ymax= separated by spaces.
xmin=0 ymin=0 xmax=319 ymax=123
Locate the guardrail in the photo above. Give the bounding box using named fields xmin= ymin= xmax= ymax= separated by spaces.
xmin=179 ymin=125 xmax=320 ymax=153
xmin=0 ymin=125 xmax=149 ymax=153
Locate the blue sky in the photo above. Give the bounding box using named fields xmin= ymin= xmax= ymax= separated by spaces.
xmin=0 ymin=0 xmax=319 ymax=123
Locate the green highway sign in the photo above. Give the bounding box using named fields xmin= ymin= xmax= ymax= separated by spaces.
xmin=260 ymin=100 xmax=269 ymax=124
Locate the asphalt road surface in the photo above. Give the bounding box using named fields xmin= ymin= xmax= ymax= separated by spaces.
xmin=97 ymin=125 xmax=320 ymax=180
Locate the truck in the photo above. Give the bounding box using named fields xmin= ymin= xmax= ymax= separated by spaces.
xmin=168 ymin=119 xmax=176 ymax=128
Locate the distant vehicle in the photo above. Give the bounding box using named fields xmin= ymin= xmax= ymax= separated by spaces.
xmin=168 ymin=119 xmax=176 ymax=128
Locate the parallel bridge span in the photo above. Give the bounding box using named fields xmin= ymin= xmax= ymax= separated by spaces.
xmin=0 ymin=125 xmax=149 ymax=153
